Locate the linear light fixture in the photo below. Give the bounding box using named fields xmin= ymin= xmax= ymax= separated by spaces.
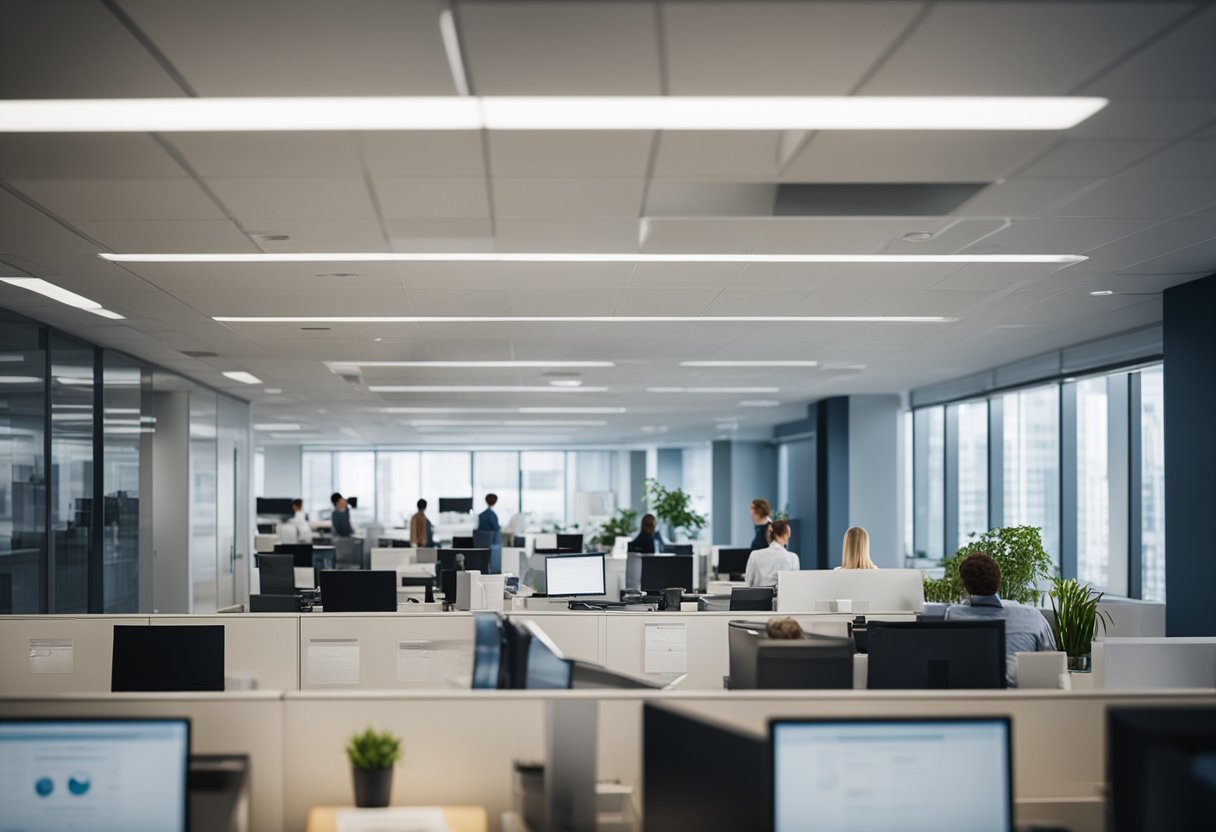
xmin=0 ymin=376 xmax=42 ymax=384
xmin=519 ymin=407 xmax=627 ymax=414
xmin=0 ymin=96 xmax=1107 ymax=132
xmin=325 ymin=360 xmax=614 ymax=369
xmin=407 ymin=419 xmax=607 ymax=427
xmin=0 ymin=277 xmax=125 ymax=319
xmin=738 ymin=400 xmax=782 ymax=407
xmin=378 ymin=406 xmax=628 ymax=414
xmin=438 ymin=9 xmax=471 ymax=97
xmin=368 ymin=385 xmax=607 ymax=393
xmin=222 ymin=371 xmax=263 ymax=385
xmin=648 ymin=387 xmax=780 ymax=394
xmin=680 ymin=360 xmax=820 ymax=367
xmin=254 ymin=423 xmax=302 ymax=431
xmin=106 ymin=252 xmax=1086 ymax=265
xmin=215 ymin=315 xmax=955 ymax=324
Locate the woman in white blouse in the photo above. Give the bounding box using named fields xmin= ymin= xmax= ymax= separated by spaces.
xmin=745 ymin=520 xmax=800 ymax=587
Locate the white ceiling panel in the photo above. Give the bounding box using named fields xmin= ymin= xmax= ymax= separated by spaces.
xmin=954 ymin=179 xmax=1096 ymax=217
xmin=487 ymin=132 xmax=654 ymax=177
xmin=164 ymin=133 xmax=363 ymax=177
xmin=640 ymin=219 xmax=767 ymax=254
xmin=492 ymin=177 xmax=645 ymax=218
xmin=74 ymin=220 xmax=256 ymax=253
xmin=754 ymin=218 xmax=948 ymax=255
xmin=1118 ymin=139 xmax=1216 ymax=178
xmin=829 ymin=263 xmax=965 ymax=290
xmin=1049 ymin=177 xmax=1216 ymax=217
xmin=239 ymin=219 xmax=389 ymax=251
xmin=178 ymin=288 xmax=413 ymax=317
xmin=9 ymin=178 xmax=224 ymax=222
xmin=862 ymin=2 xmax=1189 ymax=94
xmin=506 ymin=289 xmax=624 ymax=316
xmin=703 ymin=288 xmax=815 ymax=316
xmin=1084 ymin=3 xmax=1216 ymax=97
xmin=1065 ymin=98 xmax=1216 ymax=139
xmin=494 ymin=218 xmax=640 ymax=252
xmin=650 ymin=132 xmax=783 ymax=180
xmin=1017 ymin=139 xmax=1165 ymax=178
xmin=359 ymin=133 xmax=487 ymax=177
xmin=374 ymin=177 xmax=491 ymax=219
xmin=0 ymin=135 xmax=183 ymax=179
xmin=119 ymin=0 xmax=457 ymax=95
xmin=206 ymin=177 xmax=377 ymax=221
xmin=459 ymin=1 xmax=661 ymax=94
xmin=627 ymin=263 xmax=747 ymax=289
xmin=612 ymin=287 xmax=719 ymax=316
xmin=645 ymin=182 xmax=776 ymax=218
xmin=967 ymin=217 xmax=1161 ymax=256
xmin=731 ymin=264 xmax=840 ymax=291
xmin=662 ymin=1 xmax=923 ymax=94
xmin=395 ymin=261 xmax=636 ymax=291
xmin=386 ymin=219 xmax=496 ymax=252
xmin=404 ymin=289 xmax=511 ymax=316
xmin=0 ymin=221 xmax=100 ymax=257
xmin=783 ymin=132 xmax=1055 ymax=182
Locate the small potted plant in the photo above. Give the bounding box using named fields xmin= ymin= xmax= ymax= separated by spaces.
xmin=644 ymin=478 xmax=708 ymax=542
xmin=1048 ymin=577 xmax=1113 ymax=673
xmin=345 ymin=726 xmax=402 ymax=808
xmin=591 ymin=508 xmax=638 ymax=552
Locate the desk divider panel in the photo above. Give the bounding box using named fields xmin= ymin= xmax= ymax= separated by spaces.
xmin=509 ymin=611 xmax=605 ymax=665
xmin=1095 ymin=637 xmax=1216 ymax=689
xmin=0 ymin=615 xmax=149 ymax=695
xmin=151 ymin=614 xmax=301 ymax=692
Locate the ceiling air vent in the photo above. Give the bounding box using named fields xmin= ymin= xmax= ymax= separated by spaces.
xmin=774 ymin=183 xmax=988 ymax=217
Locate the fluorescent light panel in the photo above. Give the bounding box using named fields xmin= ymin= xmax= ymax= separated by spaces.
xmin=407 ymin=419 xmax=606 ymax=427
xmin=254 ymin=423 xmax=302 ymax=431
xmin=739 ymin=400 xmax=782 ymax=407
xmin=1 ymin=277 xmax=100 ymax=309
xmin=648 ymin=387 xmax=780 ymax=394
xmin=215 ymin=315 xmax=955 ymax=324
xmin=377 ymin=406 xmax=627 ymax=414
xmin=222 ymin=371 xmax=263 ymax=385
xmin=680 ymin=360 xmax=819 ymax=367
xmin=0 ymin=96 xmax=1107 ymax=132
xmin=107 ymin=252 xmax=1085 ymax=264
xmin=368 ymin=385 xmax=607 ymax=393
xmin=326 ymin=360 xmax=613 ymax=369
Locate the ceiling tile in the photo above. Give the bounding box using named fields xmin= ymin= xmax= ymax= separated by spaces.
xmin=164 ymin=133 xmax=363 ymax=177
xmin=645 ymin=182 xmax=777 ymax=218
xmin=1018 ymin=139 xmax=1165 ymax=178
xmin=1084 ymin=3 xmax=1216 ymax=97
xmin=955 ymin=179 xmax=1095 ymax=217
xmin=492 ymin=177 xmax=645 ymax=218
xmin=374 ymin=177 xmax=491 ymax=219
xmin=612 ymin=287 xmax=719 ymax=315
xmin=0 ymin=135 xmax=184 ymax=179
xmin=406 ymin=289 xmax=512 ymax=316
xmin=494 ymin=218 xmax=640 ymax=252
xmin=964 ymin=217 xmax=1158 ymax=256
xmin=640 ymin=218 xmax=767 ymax=253
xmin=207 ymin=177 xmax=377 ymax=221
xmin=783 ymin=132 xmax=1055 ymax=182
xmin=1065 ymin=98 xmax=1216 ymax=139
xmin=74 ymin=220 xmax=257 ymax=253
xmin=505 ymin=288 xmax=624 ymax=316
xmin=239 ymin=219 xmax=389 ymax=251
xmin=386 ymin=219 xmax=496 ymax=252
xmin=1118 ymin=139 xmax=1216 ymax=178
xmin=651 ymin=132 xmax=783 ymax=180
xmin=10 ymin=178 xmax=225 ymax=222
xmin=487 ymin=132 xmax=654 ymax=176
xmin=1048 ymin=177 xmax=1216 ymax=217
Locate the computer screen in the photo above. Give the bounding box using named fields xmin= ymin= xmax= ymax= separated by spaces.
xmin=451 ymin=535 xmax=476 ymax=548
xmin=640 ymin=555 xmax=694 ymax=593
xmin=436 ymin=548 xmax=492 ymax=574
xmin=256 ymin=497 xmax=295 ymax=517
xmin=772 ymin=718 xmax=1013 ymax=832
xmin=866 ymin=620 xmax=1006 ymax=690
xmin=522 ymin=621 xmax=572 ymax=689
xmin=273 ymin=543 xmax=314 ymax=567
xmin=111 ymin=625 xmax=224 ymax=692
xmin=545 ymin=553 xmax=606 ymax=598
xmin=317 ymin=570 xmax=397 ymax=612
xmin=555 ymin=533 xmax=584 ymax=550
xmin=438 ymin=497 xmax=474 ymax=514
xmin=256 ymin=553 xmax=295 ymax=595
xmin=661 ymin=543 xmax=694 ymax=555
xmin=1108 ymin=707 xmax=1216 ymax=831
xmin=471 ymin=612 xmax=503 ymax=690
xmin=0 ymin=718 xmax=190 ymax=832
xmin=716 ymin=548 xmax=753 ymax=577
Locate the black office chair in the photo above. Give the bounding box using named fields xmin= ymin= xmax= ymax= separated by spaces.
xmin=730 ymin=586 xmax=776 ymax=611
xmin=257 ymin=554 xmax=295 ymax=595
xmin=249 ymin=594 xmax=300 ymax=613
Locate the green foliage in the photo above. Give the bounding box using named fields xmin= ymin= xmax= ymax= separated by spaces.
xmin=921 ymin=526 xmax=1055 ymax=606
xmin=1049 ymin=577 xmax=1113 ymax=658
xmin=644 ymin=478 xmax=708 ymax=540
xmin=591 ymin=508 xmax=638 ymax=548
xmin=345 ymin=726 xmax=402 ymax=770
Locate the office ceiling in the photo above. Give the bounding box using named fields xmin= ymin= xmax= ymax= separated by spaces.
xmin=1 ymin=0 xmax=1214 ymax=446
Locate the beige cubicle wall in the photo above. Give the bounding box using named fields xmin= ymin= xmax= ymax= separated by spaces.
xmin=151 ymin=614 xmax=300 ymax=691
xmin=0 ymin=615 xmax=148 ymax=695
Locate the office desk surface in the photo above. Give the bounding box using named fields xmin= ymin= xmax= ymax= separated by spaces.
xmin=306 ymin=805 xmax=487 ymax=832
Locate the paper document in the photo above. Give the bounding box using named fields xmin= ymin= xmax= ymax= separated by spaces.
xmin=643 ymin=622 xmax=688 ymax=674
xmin=29 ymin=638 xmax=73 ymax=674
xmin=396 ymin=640 xmax=473 ymax=688
xmin=335 ymin=807 xmax=449 ymax=832
xmin=307 ymin=638 xmax=360 ymax=685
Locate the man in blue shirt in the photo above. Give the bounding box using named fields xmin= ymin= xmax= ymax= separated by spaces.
xmin=477 ymin=493 xmax=501 ymax=547
xmin=945 ymin=552 xmax=1057 ymax=687
xmin=329 ymin=492 xmax=354 ymax=537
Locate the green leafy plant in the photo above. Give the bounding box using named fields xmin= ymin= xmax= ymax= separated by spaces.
xmin=345 ymin=727 xmax=402 ymax=771
xmin=644 ymin=478 xmax=708 ymax=541
xmin=1049 ymin=577 xmax=1113 ymax=658
xmin=591 ymin=507 xmax=638 ymax=548
xmin=921 ymin=526 xmax=1055 ymax=606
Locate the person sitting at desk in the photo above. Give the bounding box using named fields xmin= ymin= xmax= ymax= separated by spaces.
xmin=410 ymin=498 xmax=434 ymax=547
xmin=749 ymin=498 xmax=773 ymax=552
xmin=628 ymin=513 xmax=665 ymax=554
xmin=329 ymin=492 xmax=354 ymax=538
xmin=838 ymin=526 xmax=877 ymax=570
xmin=278 ymin=498 xmax=313 ymax=544
xmin=477 ymin=493 xmax=501 ymax=546
xmin=745 ymin=520 xmax=799 ymax=588
xmin=945 ymin=552 xmax=1057 ymax=687
xmin=766 ymin=617 xmax=805 ymax=640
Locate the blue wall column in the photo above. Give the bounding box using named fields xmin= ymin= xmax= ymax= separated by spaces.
xmin=711 ymin=441 xmax=733 ymax=545
xmin=1163 ymin=273 xmax=1216 ymax=635
xmin=816 ymin=397 xmax=850 ymax=571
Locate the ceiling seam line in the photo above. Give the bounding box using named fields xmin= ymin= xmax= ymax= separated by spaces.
xmin=98 ymin=0 xmax=199 ymax=97
xmin=0 ymin=179 xmax=113 ymax=254
xmin=1065 ymin=2 xmax=1210 ymax=95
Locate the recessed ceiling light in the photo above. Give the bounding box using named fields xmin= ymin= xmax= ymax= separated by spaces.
xmin=0 ymin=376 xmax=42 ymax=384
xmin=105 ymin=251 xmax=1086 ymax=265
xmin=372 ymin=338 xmax=383 ymax=342
xmin=648 ymin=387 xmax=780 ymax=394
xmin=408 ymin=419 xmax=607 ymax=427
xmin=714 ymin=417 xmax=741 ymax=422
xmin=222 ymin=371 xmax=262 ymax=385
xmin=326 ymin=360 xmax=613 ymax=369
xmin=640 ymin=425 xmax=668 ymax=434
xmin=368 ymin=385 xmax=606 ymax=393
xmin=548 ymin=379 xmax=583 ymax=388
xmin=264 ymin=388 xmax=283 ymax=394
xmin=214 ymin=315 xmax=955 ymax=324
xmin=1 ymin=96 xmax=1107 ymax=132
xmin=1 ymin=277 xmax=122 ymax=318
xmin=1089 ymin=290 xmax=1115 ymax=296
xmin=519 ymin=407 xmax=627 ymax=415
xmin=901 ymin=232 xmax=935 ymax=242
xmin=254 ymin=423 xmax=301 ymax=431
xmin=680 ymin=360 xmax=819 ymax=368
xmin=739 ymin=400 xmax=782 ymax=407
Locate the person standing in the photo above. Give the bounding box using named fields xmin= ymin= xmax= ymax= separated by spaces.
xmin=749 ymin=498 xmax=773 ymax=552
xmin=278 ymin=498 xmax=314 ymax=544
xmin=410 ymin=498 xmax=433 ymax=547
xmin=477 ymin=493 xmax=502 ymax=547
xmin=628 ymin=513 xmax=665 ymax=554
xmin=330 ymin=492 xmax=354 ymax=538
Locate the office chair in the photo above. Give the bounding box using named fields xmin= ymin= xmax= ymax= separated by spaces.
xmin=257 ymin=554 xmax=295 ymax=595
xmin=730 ymin=586 xmax=776 ymax=611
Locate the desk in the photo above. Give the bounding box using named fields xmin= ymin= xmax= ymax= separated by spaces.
xmin=306 ymin=806 xmax=487 ymax=832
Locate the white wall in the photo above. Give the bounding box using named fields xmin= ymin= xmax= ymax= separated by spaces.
xmin=151 ymin=390 xmax=191 ymax=613
xmin=262 ymin=444 xmax=302 ymax=499
xmin=848 ymin=395 xmax=902 ymax=567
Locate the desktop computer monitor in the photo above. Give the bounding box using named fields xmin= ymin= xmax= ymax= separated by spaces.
xmin=451 ymin=535 xmax=476 ymax=548
xmin=771 ymin=718 xmax=1013 ymax=832
xmin=471 ymin=612 xmax=503 ymax=690
xmin=662 ymin=543 xmax=694 ymax=555
xmin=317 ymin=570 xmax=397 ymax=612
xmin=499 ymin=617 xmax=531 ymax=690
xmin=522 ymin=621 xmax=572 ymax=689
xmin=866 ymin=620 xmax=1006 ymax=689
xmin=256 ymin=497 xmax=295 ymax=517
xmin=256 ymin=553 xmax=295 ymax=595
xmin=249 ymin=594 xmax=300 ymax=612
xmin=0 ymin=718 xmax=190 ymax=832
xmin=730 ymin=586 xmax=775 ymax=611
xmin=556 ymin=533 xmax=584 ymax=550
xmin=728 ymin=622 xmax=854 ymax=690
xmin=439 ymin=569 xmax=458 ymax=604
xmin=640 ymin=555 xmax=694 ymax=594
xmin=112 ymin=625 xmax=224 ymax=692
xmin=437 ymin=548 xmax=492 ymax=575
xmin=1108 ymin=707 xmax=1216 ymax=831
xmin=438 ymin=497 xmax=474 ymax=514
xmin=716 ymin=547 xmax=753 ymax=579
xmin=273 ymin=543 xmax=314 ymax=567
xmin=544 ymin=553 xmax=606 ymax=598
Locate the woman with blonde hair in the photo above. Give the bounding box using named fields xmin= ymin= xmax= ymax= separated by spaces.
xmin=839 ymin=526 xmax=877 ymax=570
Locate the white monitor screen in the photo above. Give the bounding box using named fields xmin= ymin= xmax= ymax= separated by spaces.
xmin=772 ymin=719 xmax=1012 ymax=832
xmin=0 ymin=719 xmax=189 ymax=832
xmin=545 ymin=553 xmax=606 ymax=597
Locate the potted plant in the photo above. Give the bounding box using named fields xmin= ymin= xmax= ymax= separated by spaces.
xmin=644 ymin=478 xmax=708 ymax=541
xmin=922 ymin=526 xmax=1055 ymax=605
xmin=346 ymin=726 xmax=402 ymax=808
xmin=591 ymin=507 xmax=638 ymax=551
xmin=1048 ymin=577 xmax=1113 ymax=673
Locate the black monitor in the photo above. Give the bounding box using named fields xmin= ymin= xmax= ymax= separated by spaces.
xmin=1108 ymin=706 xmax=1216 ymax=831
xmin=256 ymin=553 xmax=295 ymax=595
xmin=112 ymin=625 xmax=224 ymax=692
xmin=728 ymin=621 xmax=853 ymax=690
xmin=544 ymin=553 xmax=606 ymax=598
xmin=640 ymin=555 xmax=694 ymax=594
xmin=0 ymin=718 xmax=191 ymax=832
xmin=644 ymin=703 xmax=770 ymax=831
xmin=437 ymin=548 xmax=492 ymax=574
xmin=249 ymin=594 xmax=300 ymax=613
xmin=522 ymin=621 xmax=572 ymax=689
xmin=730 ymin=586 xmax=775 ymax=611
xmin=274 ymin=543 xmax=314 ymax=567
xmin=318 ymin=570 xmax=397 ymax=612
xmin=535 ymin=547 xmax=581 ymax=556
xmin=661 ymin=543 xmax=694 ymax=555
xmin=451 ymin=535 xmax=476 ymax=548
xmin=439 ymin=569 xmax=458 ymax=603
xmin=556 ymin=533 xmax=584 ymax=550
xmin=716 ymin=547 xmax=753 ymax=578
xmin=499 ymin=617 xmax=532 ymax=690
xmin=866 ymin=620 xmax=1006 ymax=690
xmin=471 ymin=612 xmax=503 ymax=690
xmin=438 ymin=497 xmax=474 ymax=514
xmin=771 ymin=718 xmax=1013 ymax=832
xmin=256 ymin=497 xmax=295 ymax=517
xmin=347 ymin=496 xmax=358 ymax=509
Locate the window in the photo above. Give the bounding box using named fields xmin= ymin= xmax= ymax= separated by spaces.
xmin=334 ymin=451 xmax=375 ymax=525
xmin=902 ymin=411 xmax=913 ymax=560
xmin=1075 ymin=377 xmax=1111 ymax=588
xmin=101 ymin=353 xmax=143 ymax=613
xmin=1003 ymin=385 xmax=1060 ymax=565
xmin=302 ymin=451 xmax=333 ymax=520
xmin=474 ymin=451 xmax=520 ymax=520
xmin=49 ymin=334 xmax=95 ymax=613
xmin=521 ymin=451 xmax=565 ymax=529
xmin=954 ymin=400 xmax=988 ymax=549
xmin=913 ymin=406 xmax=945 ymax=560
xmin=376 ymin=452 xmax=420 ymax=527
xmin=1140 ymin=366 xmax=1165 ymax=601
xmin=421 ymin=452 xmax=472 ymax=514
